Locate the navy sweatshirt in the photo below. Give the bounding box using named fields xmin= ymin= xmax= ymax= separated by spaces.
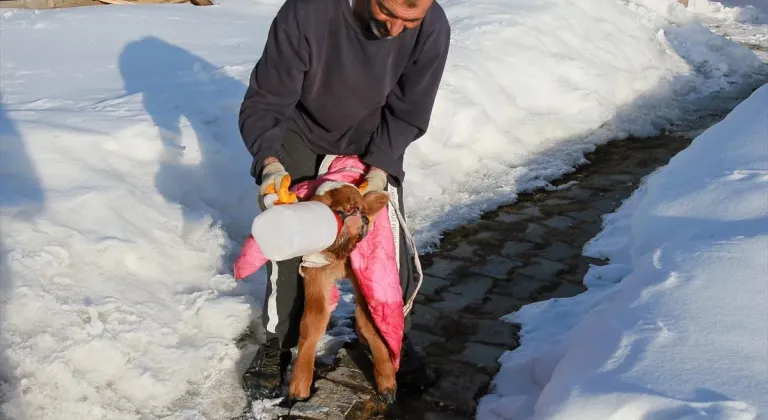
xmin=238 ymin=0 xmax=451 ymax=186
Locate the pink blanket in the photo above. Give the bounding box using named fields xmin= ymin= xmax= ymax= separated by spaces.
xmin=233 ymin=156 xmax=404 ymax=370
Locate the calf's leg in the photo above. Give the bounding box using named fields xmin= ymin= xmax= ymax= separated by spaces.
xmin=288 ymin=265 xmax=336 ymax=401
xmin=347 ymin=266 xmax=397 ymax=403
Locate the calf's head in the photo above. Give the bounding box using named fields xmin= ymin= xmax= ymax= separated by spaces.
xmin=311 ymin=184 xmax=389 ymax=259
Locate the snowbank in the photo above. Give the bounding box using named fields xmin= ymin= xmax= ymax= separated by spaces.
xmin=403 ymin=0 xmax=767 ymax=250
xmin=0 ymin=4 xmax=273 ymax=420
xmin=477 ymin=83 xmax=768 ymax=419
xmin=0 ymin=0 xmax=766 ymax=418
xmin=684 ymin=0 xmax=768 ymax=60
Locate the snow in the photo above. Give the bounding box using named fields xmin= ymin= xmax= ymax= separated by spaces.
xmin=685 ymin=0 xmax=768 ymax=60
xmin=0 ymin=0 xmax=766 ymax=419
xmin=477 ymin=82 xmax=768 ymax=420
xmin=404 ymin=0 xmax=767 ymax=251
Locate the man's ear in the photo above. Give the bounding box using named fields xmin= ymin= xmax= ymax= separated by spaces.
xmin=363 ymin=191 xmax=389 ymax=217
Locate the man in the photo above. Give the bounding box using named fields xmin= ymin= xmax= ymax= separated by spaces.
xmin=238 ymin=0 xmax=450 ymax=401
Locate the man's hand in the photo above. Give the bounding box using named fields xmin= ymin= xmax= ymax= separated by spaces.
xmin=359 ymin=167 xmax=388 ymax=195
xmin=260 ymin=158 xmax=296 ymax=207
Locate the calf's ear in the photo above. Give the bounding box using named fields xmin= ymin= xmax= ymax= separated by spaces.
xmin=311 ymin=191 xmax=334 ymax=207
xmin=362 ymin=191 xmax=389 ymax=217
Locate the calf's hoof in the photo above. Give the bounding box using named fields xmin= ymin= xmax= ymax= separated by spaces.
xmin=377 ymin=388 xmax=397 ymax=405
xmin=288 ymin=375 xmax=319 ymax=404
xmin=287 ymin=384 xmax=312 ymax=404
xmin=287 ymin=393 xmax=311 ymax=405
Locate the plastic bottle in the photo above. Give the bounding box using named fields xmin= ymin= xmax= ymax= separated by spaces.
xmin=251 ymin=195 xmax=340 ymax=261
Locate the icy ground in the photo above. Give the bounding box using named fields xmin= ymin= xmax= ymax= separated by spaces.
xmin=0 ymin=0 xmax=766 ymax=418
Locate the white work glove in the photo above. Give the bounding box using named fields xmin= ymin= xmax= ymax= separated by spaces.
xmin=359 ymin=168 xmax=388 ymax=195
xmin=260 ymin=161 xmax=296 ymax=208
xmin=359 ymin=168 xmax=387 ymax=195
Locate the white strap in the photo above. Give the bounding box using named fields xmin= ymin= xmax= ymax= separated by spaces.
xmin=298 ymin=252 xmax=333 ymax=277
xmin=392 ymin=201 xmax=423 ymax=317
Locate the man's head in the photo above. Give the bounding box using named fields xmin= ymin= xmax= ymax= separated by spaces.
xmin=364 ymin=0 xmax=433 ymax=38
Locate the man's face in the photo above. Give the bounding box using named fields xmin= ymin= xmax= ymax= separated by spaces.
xmin=368 ymin=0 xmax=432 ymax=38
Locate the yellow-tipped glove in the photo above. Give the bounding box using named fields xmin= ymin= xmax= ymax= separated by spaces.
xmin=358 ymin=168 xmax=388 ymax=195
xmin=260 ymin=161 xmax=297 ymax=207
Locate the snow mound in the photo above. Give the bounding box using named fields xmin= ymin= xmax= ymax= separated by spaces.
xmin=477 ymin=83 xmax=768 ymax=420
xmin=689 ymin=0 xmax=768 ymax=23
xmin=404 ymin=0 xmax=768 ymax=250
xmin=0 ymin=0 xmax=766 ymax=418
xmin=1 ymin=5 xmax=271 ymax=420
xmin=684 ymin=0 xmax=768 ymax=60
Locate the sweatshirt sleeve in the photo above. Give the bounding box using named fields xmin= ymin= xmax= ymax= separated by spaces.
xmin=361 ymin=12 xmax=451 ymax=185
xmin=239 ymin=0 xmax=309 ymax=185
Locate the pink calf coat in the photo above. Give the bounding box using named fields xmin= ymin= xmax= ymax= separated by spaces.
xmin=233 ymin=156 xmax=404 ymax=370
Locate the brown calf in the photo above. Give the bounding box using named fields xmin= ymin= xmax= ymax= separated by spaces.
xmin=287 ymin=185 xmax=397 ymax=404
